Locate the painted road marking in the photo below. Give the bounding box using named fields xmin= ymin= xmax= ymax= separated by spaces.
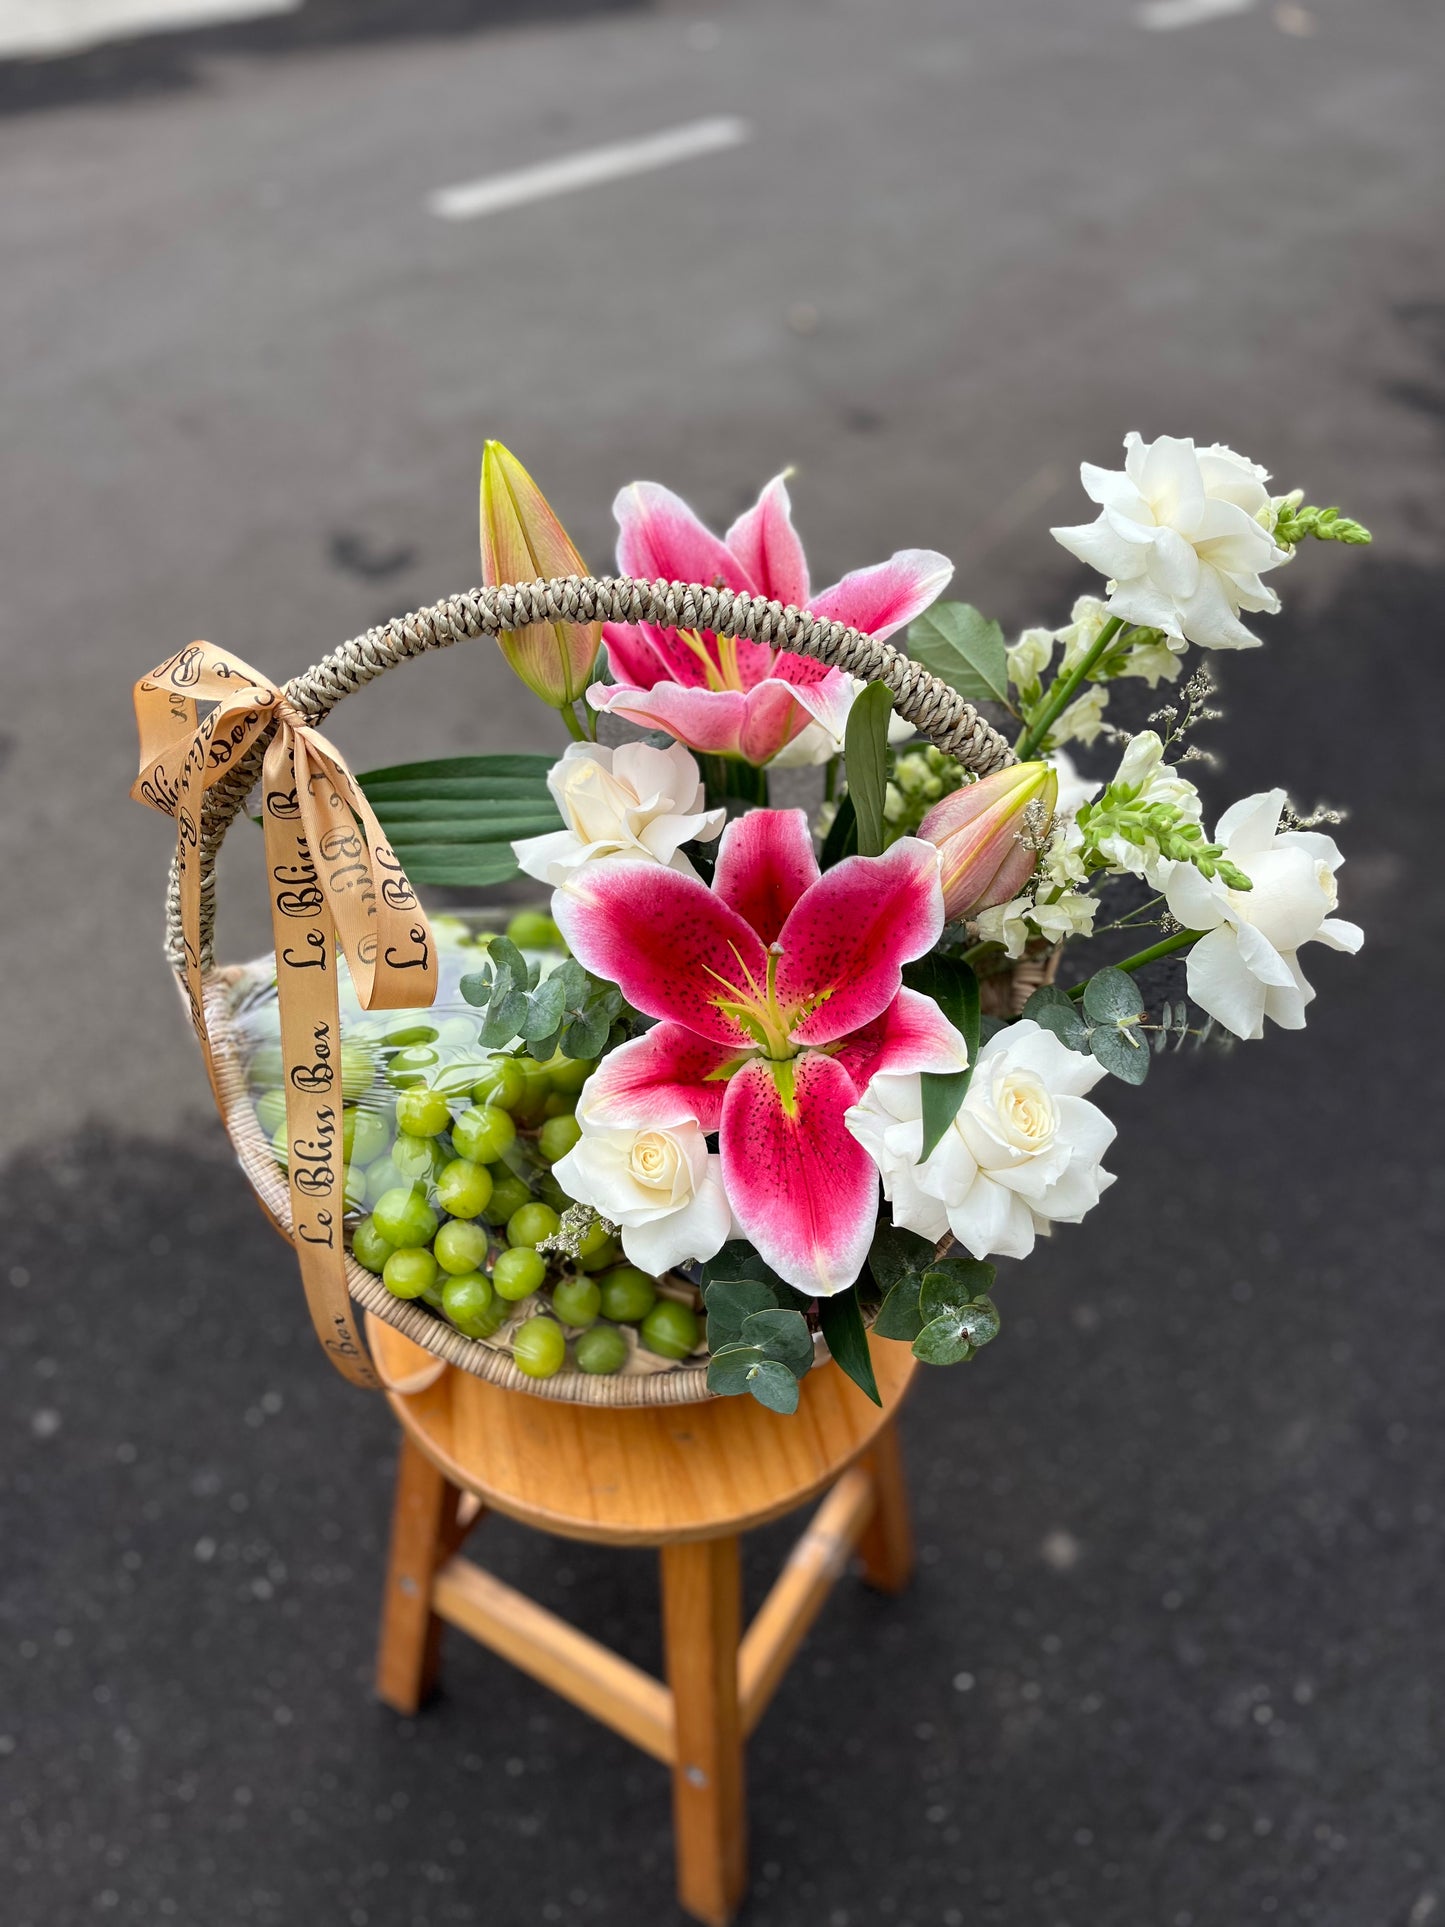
xmin=429 ymin=116 xmax=752 ymax=223
xmin=0 ymin=0 xmax=300 ymax=59
xmin=1136 ymin=0 xmax=1256 ymax=28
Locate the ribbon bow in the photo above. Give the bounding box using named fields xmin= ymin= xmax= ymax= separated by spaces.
xmin=132 ymin=640 xmax=437 ymax=1387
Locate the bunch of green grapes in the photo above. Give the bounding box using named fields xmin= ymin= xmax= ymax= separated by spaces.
xmin=243 ymin=911 xmax=701 ymax=1380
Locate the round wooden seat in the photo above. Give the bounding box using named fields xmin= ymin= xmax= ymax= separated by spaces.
xmin=368 ymin=1316 xmax=917 ymax=1546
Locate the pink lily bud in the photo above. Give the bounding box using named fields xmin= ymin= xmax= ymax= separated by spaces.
xmin=480 ymin=441 xmax=602 ymax=708
xmin=918 ymin=761 xmax=1058 ymax=920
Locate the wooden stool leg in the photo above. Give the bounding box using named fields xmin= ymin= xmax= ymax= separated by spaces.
xmin=376 ymin=1434 xmax=463 ymax=1714
xmin=659 ymin=1536 xmax=747 ymax=1927
xmin=856 ymin=1418 xmax=914 ymax=1595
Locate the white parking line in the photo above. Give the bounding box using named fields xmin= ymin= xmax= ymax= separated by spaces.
xmin=1135 ymin=0 xmax=1256 ymax=28
xmin=429 ymin=116 xmax=753 ymax=223
xmin=0 ymin=0 xmax=300 ymax=59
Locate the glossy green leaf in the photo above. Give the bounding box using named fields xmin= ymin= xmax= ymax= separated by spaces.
xmin=844 ymin=682 xmax=895 ymax=858
xmin=817 ymin=1288 xmax=881 ymax=1406
xmin=356 ymin=753 xmax=562 ymax=888
xmin=903 ymin=956 xmax=981 ymax=1160
xmin=820 ymin=793 xmax=859 ymax=869
xmin=907 ymin=602 xmax=1009 ymax=707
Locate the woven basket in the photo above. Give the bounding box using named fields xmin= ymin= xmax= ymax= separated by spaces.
xmin=169 ymin=572 xmax=1031 ymax=1405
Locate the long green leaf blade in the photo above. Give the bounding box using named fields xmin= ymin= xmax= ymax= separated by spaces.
xmin=817 ymin=1288 xmax=881 ymax=1405
xmin=903 ymin=956 xmax=982 ymax=1160
xmin=844 ymin=682 xmax=894 ymax=858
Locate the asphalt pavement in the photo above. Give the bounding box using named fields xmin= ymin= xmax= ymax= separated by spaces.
xmin=2 ymin=2 xmax=1443 ymax=1923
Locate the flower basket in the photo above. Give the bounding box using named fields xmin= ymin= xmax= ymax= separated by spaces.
xmin=139 ymin=573 xmax=1014 ymax=1406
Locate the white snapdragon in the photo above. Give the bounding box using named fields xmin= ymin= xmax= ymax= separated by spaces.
xmin=1006 ymin=625 xmax=1054 ymax=696
xmin=513 ymin=741 xmax=724 ymax=889
xmin=551 ymin=1116 xmax=732 ymax=1275
xmin=845 ymin=1021 xmax=1117 ymax=1261
xmin=973 ymin=891 xmax=1099 ymax=959
xmin=1052 ymin=683 xmax=1110 ymax=749
xmin=1052 ymin=433 xmax=1289 ymax=650
xmin=1160 ymin=790 xmax=1363 ymax=1040
xmin=769 ymin=674 xmax=915 ymax=768
xmin=1087 ymin=730 xmax=1204 ymax=884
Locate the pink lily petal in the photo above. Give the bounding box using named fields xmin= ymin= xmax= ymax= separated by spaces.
xmin=778 ymin=837 xmax=946 ymax=1047
xmin=614 ymin=481 xmax=756 ymax=595
xmin=589 ymin=677 xmax=817 ymax=765
xmin=601 ymin=621 xmax=711 ymax=691
xmin=724 ymin=474 xmax=810 ymax=608
xmin=720 ymin=1053 xmax=878 ymax=1295
xmin=579 ymin=1022 xmax=743 ymax=1133
xmin=832 ymin=987 xmax=968 ymax=1091
xmin=712 ymin=808 xmax=821 ymax=945
xmin=551 ymin=860 xmax=767 ymax=1047
xmin=809 ymin=548 xmax=954 ymax=643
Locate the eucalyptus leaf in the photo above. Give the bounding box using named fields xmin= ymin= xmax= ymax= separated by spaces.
xmin=706 ymin=1343 xmax=802 ymax=1414
xmin=700 ymin=1241 xmax=788 ymax=1294
xmin=738 ymin=1308 xmax=815 ymax=1380
xmin=906 ymin=602 xmax=1010 ymax=707
xmin=817 ymin=1288 xmax=881 ymax=1406
xmin=1089 ymin=1022 xmax=1152 ymax=1084
xmin=867 ymin=1223 xmax=935 ymax=1296
xmin=1082 ymin=966 xmax=1146 ymax=1025
xmin=704 ymin=1278 xmax=780 ymax=1352
xmin=919 ymin=1257 xmax=996 ymax=1321
xmin=874 ymin=1273 xmax=926 ymax=1343
xmin=912 ymin=1316 xmax=978 ymax=1367
xmin=744 ymin=1357 xmax=803 ymax=1414
xmin=844 ymin=681 xmax=894 ymax=858
xmin=1022 ymin=984 xmax=1091 ymax=1053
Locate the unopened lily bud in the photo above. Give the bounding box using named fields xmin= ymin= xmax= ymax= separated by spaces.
xmin=918 ymin=761 xmax=1058 ymax=920
xmin=480 ymin=441 xmax=602 ymax=707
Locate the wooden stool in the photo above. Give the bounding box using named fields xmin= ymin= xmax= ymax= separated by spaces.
xmin=368 ymin=1316 xmax=917 ymax=1926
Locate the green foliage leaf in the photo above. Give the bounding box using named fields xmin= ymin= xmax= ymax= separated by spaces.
xmin=1022 ymin=983 xmax=1091 ymax=1053
xmin=1082 ymin=966 xmax=1146 ymax=1026
xmin=703 ymin=1278 xmax=779 ymax=1352
xmin=911 ymin=1260 xmax=1000 ymax=1366
xmin=700 ymin=1241 xmax=787 ymax=1294
xmin=460 ymin=948 xmax=621 ymax=1060
xmin=356 ymin=754 xmax=562 ymax=888
xmin=874 ymin=1274 xmax=926 ymax=1343
xmin=844 ymin=681 xmax=895 ymax=858
xmin=707 ymin=1343 xmax=803 ymax=1410
xmin=739 ymin=1308 xmax=815 ymax=1380
xmin=903 ymin=956 xmax=981 ymax=1160
xmin=919 ymin=1257 xmax=996 ymax=1320
xmin=1089 ymin=1022 xmax=1151 ymax=1084
xmin=907 ymin=602 xmax=1010 ymax=708
xmin=867 ymin=1223 xmax=935 ymax=1296
xmin=817 ymin=1288 xmax=881 ymax=1406
xmin=819 ymin=793 xmax=858 ymax=869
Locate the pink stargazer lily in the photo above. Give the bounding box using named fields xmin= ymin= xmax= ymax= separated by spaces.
xmin=553 ymin=809 xmax=965 ymax=1295
xmin=589 ymin=474 xmax=953 ymax=766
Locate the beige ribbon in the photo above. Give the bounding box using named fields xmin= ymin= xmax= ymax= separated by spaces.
xmin=132 ymin=641 xmax=437 ymax=1389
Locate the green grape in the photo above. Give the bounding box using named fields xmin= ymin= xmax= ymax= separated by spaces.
xmin=435 ymin=1159 xmax=493 ymax=1221
xmin=550 ymin=1274 xmax=601 ymax=1329
xmin=382 ymin=1021 xmax=439 ymax=1049
xmin=598 ymin=1266 xmax=657 ymax=1325
xmin=248 ymin=1044 xmax=285 ymax=1089
xmin=573 ymin=1218 xmax=614 ymax=1262
xmin=340 ymin=1044 xmax=376 ymax=1101
xmin=390 ymin=1133 xmax=444 ymax=1185
xmin=506 ymin=909 xmax=563 ymax=951
xmin=427 ymin=915 xmax=472 ymax=950
xmin=492 ymin=1246 xmax=546 ymax=1302
xmin=385 ymin=1045 xmax=439 ymax=1089
xmin=395 ymin=1087 xmax=453 ymax=1138
xmin=254 ymin=1089 xmax=287 ymax=1136
xmin=482 ymin=1174 xmax=532 ymax=1226
xmin=471 ymin=1056 xmax=527 ymax=1112
xmin=513 ymin=1315 xmax=566 ymax=1378
xmin=535 ymin=1172 xmax=569 ymax=1214
xmin=351 ymin=1216 xmax=393 ymax=1275
xmin=547 ymin=1054 xmax=595 ymax=1096
xmin=372 ymin=1186 xmax=440 ymax=1250
xmin=344 ymin=1166 xmax=368 ymax=1214
xmin=348 ymin=1107 xmax=390 ymax=1168
xmin=367 ymin=1157 xmax=402 ymax=1204
xmin=383 ymin=1247 xmax=439 ymax=1300
xmin=574 ymin=1324 xmax=628 ymax=1376
xmin=640 ymin=1298 xmax=701 ymax=1360
xmin=506 ymin=1202 xmax=560 ymax=1250
xmin=538 ymin=1114 xmax=583 ymax=1163
xmin=541 ymin=1092 xmax=578 ymax=1122
xmin=578 ymin=1233 xmax=623 ymax=1274
xmin=434 ymin=1219 xmax=489 ymax=1276
xmin=510 ymin=1058 xmax=555 ymax=1125
xmin=441 ymin=1271 xmax=498 ymax=1339
xmin=421 ymin=1276 xmax=448 ymax=1310
xmin=452 ymin=1104 xmax=517 ymax=1164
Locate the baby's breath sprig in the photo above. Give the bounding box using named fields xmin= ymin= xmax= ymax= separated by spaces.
xmin=1150 ymin=666 xmax=1222 ymax=758
xmin=538 ymin=1202 xmax=617 ymax=1263
xmin=1280 ymin=799 xmax=1348 ymax=832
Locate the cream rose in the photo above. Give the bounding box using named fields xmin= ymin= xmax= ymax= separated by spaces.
xmin=551 ymin=1116 xmax=733 ymax=1275
xmin=513 ymin=741 xmax=724 ymax=890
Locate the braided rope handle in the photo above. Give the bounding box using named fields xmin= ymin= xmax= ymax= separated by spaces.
xmin=166 ymin=573 xmax=1015 ymax=969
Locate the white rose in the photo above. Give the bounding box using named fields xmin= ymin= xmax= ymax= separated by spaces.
xmin=1052 ymin=433 xmax=1289 ymax=650
xmin=1160 ymin=789 xmax=1363 ymax=1040
xmin=845 ymin=1021 xmax=1117 ymax=1261
xmin=769 ymin=674 xmax=915 ymax=768
xmin=513 ymin=741 xmax=724 ymax=889
xmin=552 ymin=1116 xmax=733 ymax=1275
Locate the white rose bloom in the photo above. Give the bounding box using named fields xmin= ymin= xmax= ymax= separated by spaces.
xmin=1052 ymin=433 xmax=1289 ymax=650
xmin=513 ymin=741 xmax=724 ymax=889
xmin=552 ymin=1117 xmax=733 ymax=1275
xmin=1160 ymin=789 xmax=1363 ymax=1041
xmin=769 ymin=674 xmax=915 ymax=768
xmin=846 ymin=1021 xmax=1117 ymax=1262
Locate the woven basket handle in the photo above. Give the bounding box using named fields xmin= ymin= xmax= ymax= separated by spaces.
xmin=167 ymin=572 xmax=1016 ymax=969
